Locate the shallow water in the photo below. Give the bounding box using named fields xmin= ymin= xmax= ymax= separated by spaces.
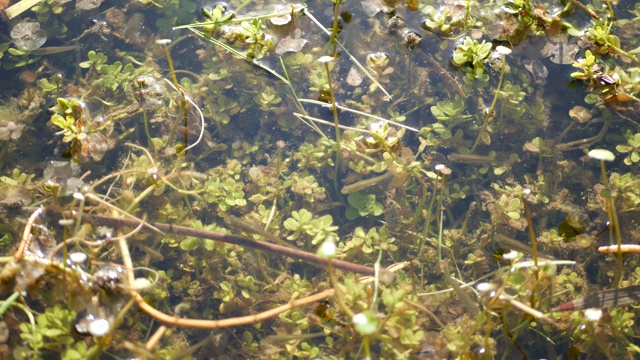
xmin=1 ymin=0 xmax=640 ymax=358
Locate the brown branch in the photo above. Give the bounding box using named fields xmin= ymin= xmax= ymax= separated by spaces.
xmin=113 ymin=218 xmax=335 ymax=329
xmin=566 ymin=0 xmax=600 ymax=20
xmin=77 ymin=212 xmax=388 ymax=278
xmin=138 ymin=285 xmax=333 ymax=329
xmin=14 ymin=207 xmax=44 ymax=263
xmin=12 ymin=207 xmax=395 ymax=331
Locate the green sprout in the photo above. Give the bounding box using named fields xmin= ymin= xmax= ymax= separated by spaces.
xmin=202 ymin=176 xmax=247 ymax=214
xmin=340 ymin=226 xmax=397 ymax=255
xmin=352 ymin=310 xmax=378 ymax=335
xmin=0 ymin=168 xmax=32 ymax=186
xmin=345 ymin=192 xmax=384 ymax=220
xmin=18 ymin=305 xmax=78 ymax=357
xmin=200 ymin=4 xmax=235 ymax=32
xmin=616 ymin=130 xmax=640 ymax=165
xmin=283 ymin=209 xmax=338 ymax=245
xmin=78 ymin=50 xmax=108 ymax=70
xmin=253 ymin=86 xmax=282 ymax=110
xmin=430 ymin=95 xmax=473 ymax=129
xmin=451 ymin=36 xmax=492 ymax=83
xmin=422 ymin=5 xmax=465 ymax=36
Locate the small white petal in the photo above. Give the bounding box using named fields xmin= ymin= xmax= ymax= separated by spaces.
xmin=88 ymin=318 xmax=111 ymax=337
xmin=68 ymin=252 xmax=88 ymax=264
xmin=352 ymin=313 xmax=367 ymax=325
xmin=502 ymin=250 xmax=519 ymax=260
xmin=584 ymin=308 xmax=602 ymax=322
xmin=132 ymin=277 xmax=152 ymax=291
xmin=318 ymin=55 xmax=335 ymax=63
xmin=476 ymin=282 xmax=497 ymax=292
xmin=588 ymin=149 xmax=615 ymax=161
xmin=317 ymin=236 xmax=337 ymax=258
xmin=496 ymin=46 xmax=512 ymax=55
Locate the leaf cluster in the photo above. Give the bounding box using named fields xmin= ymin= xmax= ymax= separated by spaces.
xmin=18 ymin=305 xmax=78 ymax=357
xmin=451 ymin=36 xmax=492 ymax=83
xmin=345 ymin=192 xmax=383 ymax=220
xmin=617 ymin=131 xmax=640 ymax=165
xmin=283 ymin=208 xmax=338 ymax=245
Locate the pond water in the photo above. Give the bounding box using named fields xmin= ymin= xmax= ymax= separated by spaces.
xmin=1 ymin=0 xmax=640 ymax=358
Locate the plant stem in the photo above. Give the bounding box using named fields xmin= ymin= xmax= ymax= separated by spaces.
xmin=418 ymin=173 xmax=445 ymax=260
xmin=0 ymin=291 xmax=19 ymax=316
xmin=413 ymin=183 xmax=429 ymax=223
xmin=161 ymin=42 xmax=190 ymax=155
xmin=328 ymin=0 xmax=342 ymax=55
xmin=600 ymin=160 xmax=623 ymax=288
xmin=327 ymin=260 xmax=355 ymax=318
xmin=302 ymin=9 xmax=391 ymax=98
xmin=42 ymin=210 xmax=386 ymax=278
xmin=125 ymin=184 xmax=157 ymax=214
xmin=324 ymin=61 xmax=343 ymax=196
xmin=522 ymin=195 xmax=540 ymax=307
xmin=522 ymin=197 xmax=538 ymax=268
xmin=142 ymin=110 xmax=155 ymax=153
xmin=471 ymin=53 xmax=506 ymax=153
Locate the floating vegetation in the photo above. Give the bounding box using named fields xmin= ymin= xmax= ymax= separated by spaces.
xmin=10 ymin=21 xmax=46 ymax=51
xmin=2 ymin=0 xmax=640 ymax=358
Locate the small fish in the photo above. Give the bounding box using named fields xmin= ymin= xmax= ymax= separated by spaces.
xmin=262 ymin=332 xmax=325 ymax=345
xmin=447 ymin=153 xmax=499 ymax=165
xmin=224 ymin=215 xmax=293 ymax=248
xmin=442 ymin=262 xmax=478 ymax=316
xmin=30 ymin=45 xmax=80 ymax=55
xmin=341 ymin=171 xmax=393 ymax=195
xmin=552 ymin=284 xmax=640 ymax=311
xmin=494 ymin=233 xmax=555 ymax=260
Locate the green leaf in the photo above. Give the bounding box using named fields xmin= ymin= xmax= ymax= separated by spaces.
xmin=347 ymin=192 xmax=373 ymax=210
xmin=8 ymin=48 xmax=27 ymax=56
xmin=180 ymin=237 xmax=201 ymax=251
xmin=61 ymin=349 xmax=81 ymax=360
xmin=345 ymin=206 xmax=359 ymax=220
xmin=203 ymin=239 xmax=216 ymax=251
xmin=507 ymin=211 xmax=520 ymax=220
xmin=0 ymin=176 xmax=17 ymax=186
xmin=299 ymin=209 xmax=313 ymax=223
xmin=283 ymin=218 xmax=299 ymax=231
xmin=616 ymin=145 xmax=632 ymax=153
xmin=50 ymin=114 xmax=69 ymax=129
xmin=567 ymin=26 xmax=584 ymax=37
xmin=372 ymin=202 xmax=384 ymax=216
xmin=353 ymin=310 xmax=378 ymax=335
xmin=42 ymin=328 xmax=63 ymax=337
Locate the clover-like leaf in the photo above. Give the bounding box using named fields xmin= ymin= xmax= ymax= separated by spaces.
xmin=11 ymin=22 xmax=47 ymax=51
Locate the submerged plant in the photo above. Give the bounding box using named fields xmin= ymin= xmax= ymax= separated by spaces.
xmin=17 ymin=305 xmax=83 ymax=358
xmin=283 ymin=208 xmax=338 ymax=245
xmin=345 ymin=191 xmax=384 ymax=220
xmin=452 ymin=36 xmax=492 ymax=84
xmin=4 ymin=0 xmax=640 ymax=358
xmin=49 ymin=97 xmax=112 ymax=162
xmin=616 ymin=130 xmax=640 ymax=165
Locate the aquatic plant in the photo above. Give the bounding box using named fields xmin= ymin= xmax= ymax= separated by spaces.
xmin=616 ymin=130 xmax=640 ymax=165
xmin=3 ymin=0 xmax=640 ymax=358
xmin=345 ymin=191 xmax=384 ymax=220
xmin=451 ymin=36 xmax=492 ymax=84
